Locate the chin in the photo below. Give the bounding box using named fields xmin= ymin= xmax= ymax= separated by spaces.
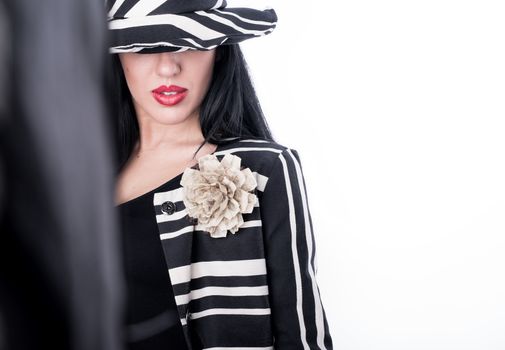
xmin=151 ymin=111 xmax=194 ymax=125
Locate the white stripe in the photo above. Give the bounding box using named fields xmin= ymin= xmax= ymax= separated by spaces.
xmin=109 ymin=14 xmax=225 ymax=41
xmin=189 ymin=308 xmax=270 ymax=320
xmin=182 ymin=37 xmax=227 ymax=49
xmin=221 ymin=137 xmax=240 ymax=141
xmin=108 ymin=0 xmax=127 ymax=18
xmin=238 ymin=139 xmax=271 ymax=143
xmin=204 ymin=347 xmax=273 ymax=350
xmin=175 ymin=285 xmax=269 ymax=306
xmin=279 ymin=154 xmax=310 ymax=350
xmin=156 ymin=207 xmax=187 ymax=222
xmin=214 ymin=9 xmax=275 ymax=26
xmin=256 ymin=173 xmax=268 ymax=192
xmin=124 ymin=0 xmax=166 ymax=18
xmin=110 ymin=42 xmax=191 ymax=53
xmin=210 ymin=0 xmax=224 ymax=9
xmin=181 ymin=37 xmax=205 ymax=49
xmin=110 ymin=46 xmax=140 ymax=53
xmin=180 ymin=318 xmax=187 ymax=326
xmin=160 ymin=226 xmax=194 ymax=240
xmin=239 ymin=219 xmax=262 ymax=229
xmin=287 ymin=149 xmax=327 ymax=350
xmin=159 ymin=219 xmax=261 ymax=240
xmin=195 ymin=11 xmax=271 ymax=36
xmin=154 ymin=187 xmax=184 ymax=206
xmin=214 ymin=147 xmax=282 ymax=156
xmin=169 ymin=259 xmax=266 ymax=285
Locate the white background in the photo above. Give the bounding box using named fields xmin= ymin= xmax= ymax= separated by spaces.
xmin=232 ymin=1 xmax=505 ymax=349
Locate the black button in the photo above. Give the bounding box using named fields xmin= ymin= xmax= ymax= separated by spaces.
xmin=161 ymin=201 xmax=176 ymax=215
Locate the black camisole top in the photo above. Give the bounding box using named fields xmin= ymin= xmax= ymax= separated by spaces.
xmin=117 ymin=174 xmax=188 ymax=350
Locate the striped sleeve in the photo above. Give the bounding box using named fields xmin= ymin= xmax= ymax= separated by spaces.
xmin=259 ymin=148 xmax=333 ymax=350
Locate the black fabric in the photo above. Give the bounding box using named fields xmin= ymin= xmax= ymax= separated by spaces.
xmin=0 ymin=0 xmax=124 ymax=349
xmin=118 ymin=181 xmax=187 ymax=350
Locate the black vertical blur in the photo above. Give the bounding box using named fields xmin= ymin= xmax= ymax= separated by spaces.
xmin=0 ymin=0 xmax=124 ymax=349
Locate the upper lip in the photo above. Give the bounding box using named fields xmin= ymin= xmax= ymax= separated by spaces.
xmin=152 ymin=85 xmax=187 ymax=94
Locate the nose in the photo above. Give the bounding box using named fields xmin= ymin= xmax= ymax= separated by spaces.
xmin=155 ymin=52 xmax=181 ymax=78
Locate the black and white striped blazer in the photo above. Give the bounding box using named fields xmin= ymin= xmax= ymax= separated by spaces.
xmin=152 ymin=136 xmax=333 ymax=349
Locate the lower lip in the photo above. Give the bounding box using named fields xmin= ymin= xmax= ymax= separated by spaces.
xmin=152 ymin=90 xmax=188 ymax=106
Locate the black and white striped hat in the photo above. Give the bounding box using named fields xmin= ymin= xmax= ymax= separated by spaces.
xmin=107 ymin=0 xmax=277 ymax=53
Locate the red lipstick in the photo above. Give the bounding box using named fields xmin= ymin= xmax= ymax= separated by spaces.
xmin=152 ymin=85 xmax=188 ymax=106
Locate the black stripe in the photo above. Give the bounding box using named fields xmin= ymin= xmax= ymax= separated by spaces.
xmin=260 ymin=149 xmax=304 ymax=347
xmin=110 ymin=24 xmax=209 ymax=46
xmin=189 ymin=295 xmax=270 ymax=313
xmin=242 ymin=208 xmax=261 ymax=222
xmin=172 ymin=275 xmax=268 ymax=296
xmin=161 ymin=225 xmax=266 ymax=267
xmin=156 ymin=214 xmax=195 ymax=234
xmin=190 ymin=315 xmax=273 ymax=348
xmin=154 ymin=200 xmax=182 ymax=217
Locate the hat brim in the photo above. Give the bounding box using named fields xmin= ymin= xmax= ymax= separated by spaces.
xmin=108 ymin=7 xmax=277 ymax=53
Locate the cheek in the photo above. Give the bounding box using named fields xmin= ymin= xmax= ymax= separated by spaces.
xmin=194 ymin=54 xmax=215 ymax=87
xmin=123 ymin=64 xmax=139 ymax=84
xmin=120 ymin=56 xmax=151 ymax=92
xmin=122 ymin=65 xmax=148 ymax=97
xmin=122 ymin=70 xmax=138 ymax=95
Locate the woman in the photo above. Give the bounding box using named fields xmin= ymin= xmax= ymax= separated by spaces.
xmin=107 ymin=1 xmax=333 ymax=349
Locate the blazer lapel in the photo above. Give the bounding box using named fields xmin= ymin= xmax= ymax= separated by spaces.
xmin=153 ymin=187 xmax=195 ymax=345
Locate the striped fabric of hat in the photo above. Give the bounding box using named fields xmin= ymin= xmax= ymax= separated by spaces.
xmin=107 ymin=0 xmax=277 ymax=53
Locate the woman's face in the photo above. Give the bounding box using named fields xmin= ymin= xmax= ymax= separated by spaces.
xmin=118 ymin=49 xmax=216 ymax=126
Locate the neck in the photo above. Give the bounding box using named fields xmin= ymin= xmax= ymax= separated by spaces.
xmin=135 ymin=109 xmax=205 ymax=154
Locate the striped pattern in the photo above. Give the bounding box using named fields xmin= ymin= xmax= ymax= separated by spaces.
xmin=152 ymin=137 xmax=333 ymax=349
xmin=106 ymin=0 xmax=277 ymax=53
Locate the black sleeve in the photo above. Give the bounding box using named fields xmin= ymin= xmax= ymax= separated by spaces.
xmin=260 ymin=148 xmax=333 ymax=350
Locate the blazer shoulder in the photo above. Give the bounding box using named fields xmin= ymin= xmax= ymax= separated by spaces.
xmin=215 ymin=136 xmax=294 ymax=179
xmin=219 ymin=136 xmax=291 ymax=155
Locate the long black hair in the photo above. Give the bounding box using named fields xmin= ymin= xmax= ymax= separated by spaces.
xmin=108 ymin=44 xmax=275 ymax=174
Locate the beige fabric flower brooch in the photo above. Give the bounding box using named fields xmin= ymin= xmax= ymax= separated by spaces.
xmin=180 ymin=153 xmax=258 ymax=238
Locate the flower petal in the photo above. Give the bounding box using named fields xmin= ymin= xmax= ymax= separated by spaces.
xmin=209 ymin=229 xmax=228 ymax=238
xmin=244 ymin=193 xmax=257 ymax=213
xmin=221 ymin=154 xmax=241 ymax=171
xmin=241 ymin=167 xmax=257 ymax=192
xmin=199 ymin=154 xmax=221 ymax=172
xmin=180 ymin=153 xmax=259 ymax=238
xmin=180 ymin=168 xmax=200 ymax=187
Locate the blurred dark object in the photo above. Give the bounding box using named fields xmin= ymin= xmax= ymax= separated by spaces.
xmin=0 ymin=0 xmax=124 ymax=349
